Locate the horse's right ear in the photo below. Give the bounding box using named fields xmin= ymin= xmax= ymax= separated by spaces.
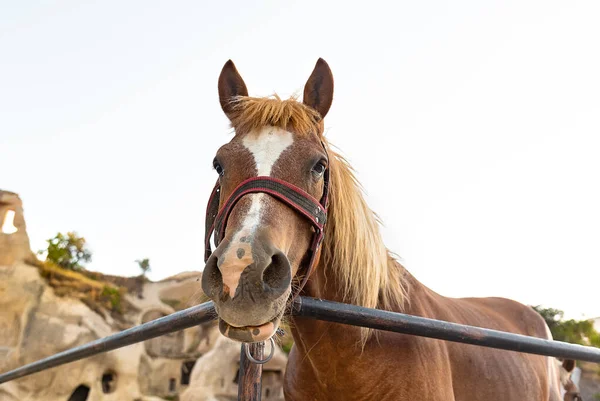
xmin=562 ymin=359 xmax=576 ymax=373
xmin=218 ymin=60 xmax=248 ymax=119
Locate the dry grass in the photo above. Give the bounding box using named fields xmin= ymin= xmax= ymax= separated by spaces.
xmin=25 ymin=255 xmax=133 ymax=318
xmin=40 ymin=262 xmax=106 ymax=289
xmin=83 ymin=270 xmax=146 ymax=293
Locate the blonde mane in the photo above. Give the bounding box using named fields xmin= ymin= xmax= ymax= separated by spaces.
xmin=229 ymin=95 xmax=407 ymax=341
xmin=322 ymin=149 xmax=407 ymax=342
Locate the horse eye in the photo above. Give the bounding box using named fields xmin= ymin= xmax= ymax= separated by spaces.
xmin=213 ymin=160 xmax=224 ymax=176
xmin=311 ymin=161 xmax=327 ymax=177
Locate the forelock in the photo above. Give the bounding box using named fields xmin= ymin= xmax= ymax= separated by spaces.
xmin=227 ymin=95 xmax=323 ymax=137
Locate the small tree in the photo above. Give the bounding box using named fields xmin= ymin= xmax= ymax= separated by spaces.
xmin=135 ymin=258 xmax=151 ymax=277
xmin=532 ymin=306 xmax=564 ymax=333
xmin=533 ymin=305 xmax=600 ymax=347
xmin=39 ymin=232 xmax=92 ymax=271
xmin=134 ymin=258 xmax=151 ymax=299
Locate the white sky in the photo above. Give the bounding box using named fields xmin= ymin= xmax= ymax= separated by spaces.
xmin=2 ymin=1 xmax=599 ymax=319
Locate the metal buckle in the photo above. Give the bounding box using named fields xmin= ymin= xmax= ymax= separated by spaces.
xmin=243 ymin=337 xmax=275 ymax=365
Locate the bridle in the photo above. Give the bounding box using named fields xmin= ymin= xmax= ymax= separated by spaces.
xmin=564 ymin=380 xmax=582 ymax=401
xmin=565 ymin=390 xmax=582 ymax=401
xmin=204 ymin=141 xmax=330 ymax=299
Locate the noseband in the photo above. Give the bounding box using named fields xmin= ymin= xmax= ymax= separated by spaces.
xmin=204 ymin=142 xmax=330 ymax=299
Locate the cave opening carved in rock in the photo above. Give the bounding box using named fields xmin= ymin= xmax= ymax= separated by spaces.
xmin=67 ymin=385 xmax=90 ymax=401
xmin=1 ymin=210 xmax=17 ymax=234
xmin=101 ymin=371 xmax=117 ymax=394
xmin=180 ymin=360 xmax=196 ymax=385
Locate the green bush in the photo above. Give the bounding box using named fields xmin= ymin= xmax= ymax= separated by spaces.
xmin=39 ymin=232 xmax=92 ymax=271
xmin=136 ymin=258 xmax=151 ymax=276
xmin=532 ymin=306 xmax=600 ymax=347
xmin=101 ymin=286 xmax=122 ymax=313
xmin=281 ymin=341 xmax=293 ymax=354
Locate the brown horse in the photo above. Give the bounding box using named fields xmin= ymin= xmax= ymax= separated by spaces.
xmin=558 ymin=359 xmax=583 ymax=401
xmin=201 ymin=58 xmax=563 ymax=400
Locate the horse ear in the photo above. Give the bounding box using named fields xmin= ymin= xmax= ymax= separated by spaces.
xmin=562 ymin=359 xmax=576 ymax=373
xmin=303 ymin=58 xmax=334 ymax=118
xmin=218 ymin=60 xmax=248 ymax=118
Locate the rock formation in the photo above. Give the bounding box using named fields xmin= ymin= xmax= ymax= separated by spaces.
xmin=0 ymin=190 xmax=33 ymax=266
xmin=181 ymin=336 xmax=287 ymax=401
xmin=0 ymin=190 xmax=286 ymax=401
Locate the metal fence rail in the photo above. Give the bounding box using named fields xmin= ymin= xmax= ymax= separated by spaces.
xmin=293 ymin=297 xmax=600 ymax=363
xmin=0 ymin=300 xmax=216 ymax=384
xmin=1 ymin=296 xmax=600 ymax=396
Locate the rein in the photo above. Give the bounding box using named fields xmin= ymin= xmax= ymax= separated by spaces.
xmin=204 ymin=142 xmax=330 ymax=299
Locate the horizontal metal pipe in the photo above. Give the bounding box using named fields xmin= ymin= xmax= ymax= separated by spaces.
xmin=293 ymin=297 xmax=600 ymax=364
xmin=0 ymin=301 xmax=216 ymax=384
xmin=3 ymin=295 xmax=599 ymax=387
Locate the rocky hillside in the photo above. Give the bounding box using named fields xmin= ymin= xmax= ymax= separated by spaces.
xmin=0 ymin=190 xmax=287 ymax=401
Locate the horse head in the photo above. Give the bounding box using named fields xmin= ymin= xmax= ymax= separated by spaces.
xmin=201 ymin=59 xmax=334 ymax=343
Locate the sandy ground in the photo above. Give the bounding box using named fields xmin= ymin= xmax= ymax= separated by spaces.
xmin=577 ymin=361 xmax=600 ymax=400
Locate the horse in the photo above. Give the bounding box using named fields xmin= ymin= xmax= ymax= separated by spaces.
xmin=201 ymin=58 xmax=563 ymax=400
xmin=558 ymin=359 xmax=583 ymax=401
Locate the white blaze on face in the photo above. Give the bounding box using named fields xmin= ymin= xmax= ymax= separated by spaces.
xmin=219 ymin=126 xmax=294 ymax=298
xmin=238 ymin=126 xmax=294 ymax=233
xmin=244 ymin=126 xmax=294 ymax=176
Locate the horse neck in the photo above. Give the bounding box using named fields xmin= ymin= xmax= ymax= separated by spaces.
xmin=289 ymin=257 xmax=364 ymax=355
xmin=300 ymin=255 xmax=351 ymax=302
xmin=291 ymin=252 xmax=414 ymax=347
xmin=289 ymin=151 xmax=412 ymax=348
xmin=292 ymin=240 xmax=442 ymax=351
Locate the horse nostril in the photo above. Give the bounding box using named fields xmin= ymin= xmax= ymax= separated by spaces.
xmin=262 ymin=251 xmax=292 ymax=296
xmin=201 ymin=254 xmax=223 ymax=299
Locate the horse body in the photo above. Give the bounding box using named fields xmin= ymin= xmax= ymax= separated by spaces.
xmin=286 ymin=269 xmax=556 ymax=401
xmin=201 ymin=58 xmax=564 ymax=400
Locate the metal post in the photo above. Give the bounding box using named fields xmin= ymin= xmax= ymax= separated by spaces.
xmin=237 ymin=342 xmax=263 ymax=401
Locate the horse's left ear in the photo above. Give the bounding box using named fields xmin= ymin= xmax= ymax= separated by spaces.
xmin=303 ymin=58 xmax=334 ymax=118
